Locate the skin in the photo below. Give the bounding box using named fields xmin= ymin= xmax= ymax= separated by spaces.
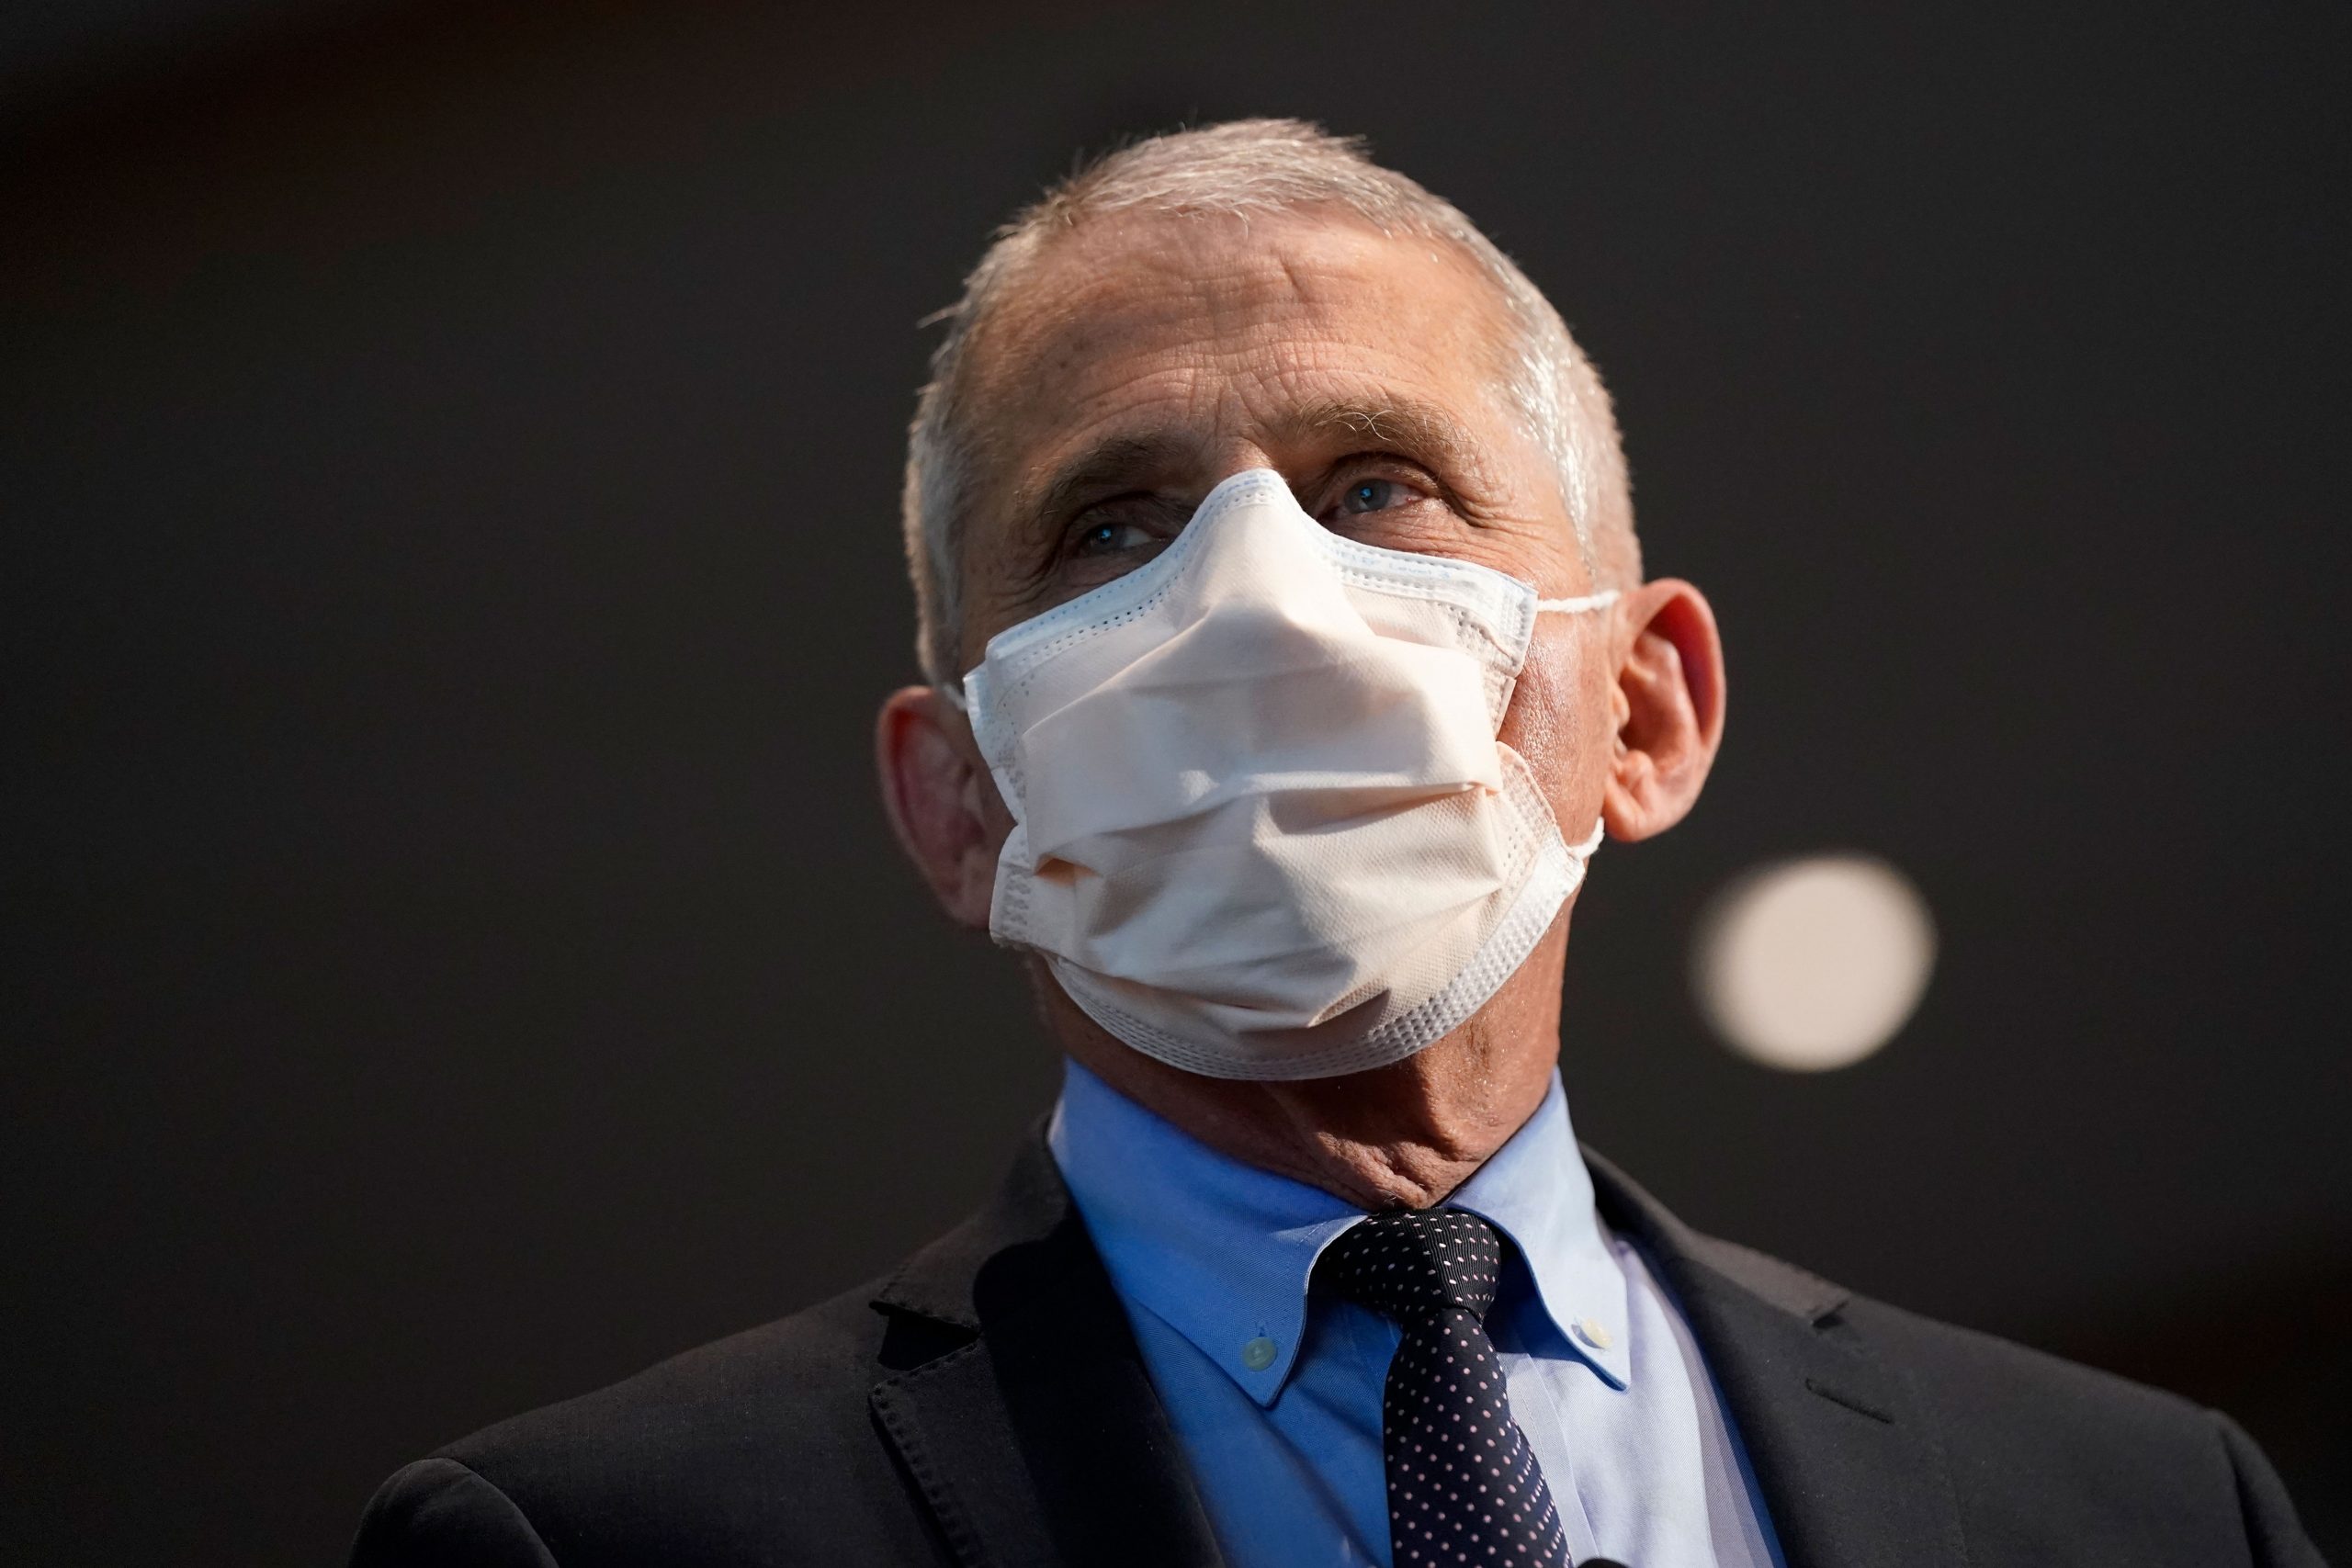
xmin=876 ymin=209 xmax=1725 ymax=1211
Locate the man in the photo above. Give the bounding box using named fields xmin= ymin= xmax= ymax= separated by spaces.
xmin=351 ymin=120 xmax=2321 ymax=1567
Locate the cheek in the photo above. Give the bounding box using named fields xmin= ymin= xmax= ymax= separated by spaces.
xmin=1496 ymin=625 xmax=1607 ymax=817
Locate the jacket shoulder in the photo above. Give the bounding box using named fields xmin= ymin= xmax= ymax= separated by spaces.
xmin=448 ymin=1274 xmax=895 ymax=1471
xmin=1843 ymin=1287 xmax=2212 ymax=1432
xmin=354 ymin=1277 xmax=956 ymax=1566
xmin=1836 ymin=1290 xmax=2316 ymax=1562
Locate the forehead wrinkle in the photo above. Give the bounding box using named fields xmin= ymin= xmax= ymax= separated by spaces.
xmin=985 ymin=214 xmax=1409 ymax=398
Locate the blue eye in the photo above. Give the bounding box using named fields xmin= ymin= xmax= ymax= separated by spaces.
xmin=1341 ymin=479 xmax=1401 ymax=515
xmin=1074 ymin=519 xmax=1155 ymax=557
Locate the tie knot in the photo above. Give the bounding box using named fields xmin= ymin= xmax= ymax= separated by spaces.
xmin=1319 ymin=1206 xmax=1505 ymax=1324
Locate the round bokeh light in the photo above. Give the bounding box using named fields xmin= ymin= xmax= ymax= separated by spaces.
xmin=1692 ymin=854 xmax=1936 ymax=1071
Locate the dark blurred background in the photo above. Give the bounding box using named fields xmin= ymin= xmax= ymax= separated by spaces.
xmin=6 ymin=3 xmax=2347 ymax=1562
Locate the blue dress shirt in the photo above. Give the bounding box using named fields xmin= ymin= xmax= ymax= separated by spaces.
xmin=1049 ymin=1059 xmax=1785 ymax=1568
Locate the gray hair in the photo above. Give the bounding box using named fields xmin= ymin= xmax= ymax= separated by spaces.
xmin=900 ymin=118 xmax=1636 ymax=684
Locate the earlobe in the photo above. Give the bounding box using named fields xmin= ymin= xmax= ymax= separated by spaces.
xmin=1600 ymin=580 xmax=1726 ymax=843
xmin=875 ymin=685 xmax=1001 ymax=929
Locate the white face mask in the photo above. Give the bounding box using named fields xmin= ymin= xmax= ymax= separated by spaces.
xmin=951 ymin=468 xmax=1613 ymax=1081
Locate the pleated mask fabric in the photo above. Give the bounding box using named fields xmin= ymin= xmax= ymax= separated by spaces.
xmin=958 ymin=468 xmax=1612 ymax=1081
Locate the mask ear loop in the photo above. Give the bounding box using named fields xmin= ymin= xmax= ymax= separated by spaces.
xmin=1566 ymin=815 xmax=1606 ymax=858
xmin=933 ymin=682 xmax=969 ymax=714
xmin=1535 ymin=589 xmax=1621 ymax=615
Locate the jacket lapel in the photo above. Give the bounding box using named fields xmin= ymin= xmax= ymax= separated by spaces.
xmin=1586 ymin=1150 xmax=1970 ymax=1568
xmin=868 ymin=1130 xmax=1227 ymax=1568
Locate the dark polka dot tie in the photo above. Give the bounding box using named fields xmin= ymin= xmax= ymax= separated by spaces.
xmin=1320 ymin=1207 xmax=1573 ymax=1567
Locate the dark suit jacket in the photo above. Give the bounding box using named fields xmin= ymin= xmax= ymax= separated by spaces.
xmin=351 ymin=1132 xmax=2324 ymax=1567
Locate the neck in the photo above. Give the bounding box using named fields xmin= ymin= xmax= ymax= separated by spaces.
xmin=1037 ymin=923 xmax=1569 ymax=1211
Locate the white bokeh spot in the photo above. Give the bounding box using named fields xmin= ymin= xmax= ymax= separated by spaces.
xmin=1692 ymin=854 xmax=1937 ymax=1071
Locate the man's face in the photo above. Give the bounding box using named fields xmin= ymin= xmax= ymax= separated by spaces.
xmin=952 ymin=209 xmax=1619 ymax=836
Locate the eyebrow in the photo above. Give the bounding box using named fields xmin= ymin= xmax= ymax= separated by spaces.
xmin=1277 ymin=396 xmax=1487 ymax=477
xmin=1024 ymin=432 xmax=1203 ymax=539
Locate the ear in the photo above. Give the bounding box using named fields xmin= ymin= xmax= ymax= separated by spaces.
xmin=1600 ymin=579 xmax=1726 ymax=842
xmin=875 ymin=685 xmax=1002 ymax=929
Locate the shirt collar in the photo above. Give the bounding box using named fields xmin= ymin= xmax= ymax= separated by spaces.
xmin=1446 ymin=1070 xmax=1632 ymax=1391
xmin=1048 ymin=1058 xmax=1632 ymax=1408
